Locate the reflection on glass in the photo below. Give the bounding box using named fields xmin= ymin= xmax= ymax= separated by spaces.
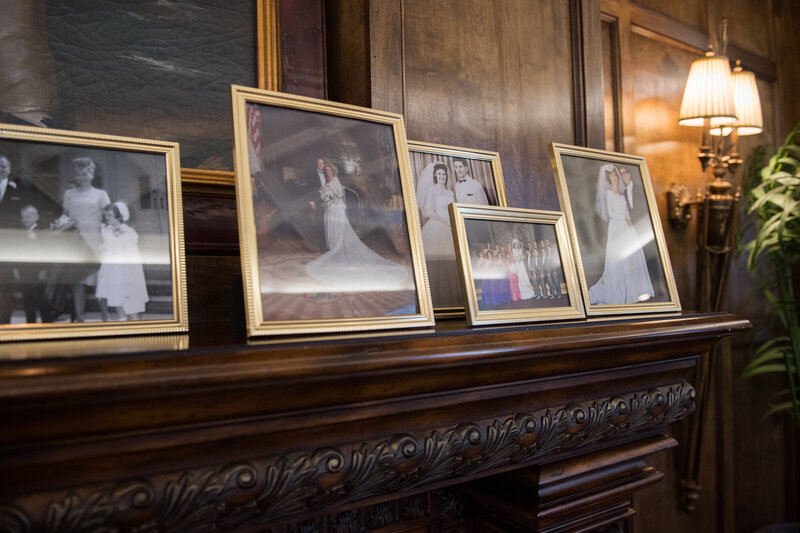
xmin=0 ymin=140 xmax=174 ymax=325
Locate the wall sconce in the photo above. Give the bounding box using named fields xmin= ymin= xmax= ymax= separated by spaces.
xmin=668 ymin=19 xmax=763 ymax=514
xmin=668 ymin=52 xmax=763 ymax=230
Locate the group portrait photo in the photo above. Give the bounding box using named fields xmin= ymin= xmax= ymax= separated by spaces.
xmin=464 ymin=219 xmax=568 ymax=312
xmin=448 ymin=204 xmax=584 ymax=326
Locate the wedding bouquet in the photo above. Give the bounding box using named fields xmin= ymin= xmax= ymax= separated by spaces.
xmin=319 ymin=183 xmax=337 ymax=207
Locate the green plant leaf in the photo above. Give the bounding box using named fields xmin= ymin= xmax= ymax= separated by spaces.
xmin=741 ymin=120 xmax=800 ymax=427
xmin=762 ymin=401 xmax=796 ymax=420
xmin=750 ymin=186 xmax=791 ymax=212
xmin=754 ymin=336 xmax=791 ymax=355
xmin=768 ymin=388 xmax=792 ymax=401
xmin=743 ymin=347 xmax=790 ymax=378
xmin=742 ymin=363 xmax=796 ymax=377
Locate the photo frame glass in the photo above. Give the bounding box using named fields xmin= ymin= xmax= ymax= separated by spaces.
xmin=549 ymin=143 xmax=680 ymax=315
xmin=232 ymin=87 xmax=433 ymax=336
xmin=449 ymin=204 xmax=585 ymax=326
xmin=407 ymin=142 xmax=507 ymax=314
xmin=0 ymin=124 xmax=187 ymax=341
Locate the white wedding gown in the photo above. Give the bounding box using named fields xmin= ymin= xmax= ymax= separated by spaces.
xmin=305 ymin=177 xmax=409 ymax=291
xmin=589 ymin=190 xmax=654 ymax=304
xmin=513 ymin=250 xmax=535 ymax=300
xmin=420 ymin=187 xmax=455 ymax=259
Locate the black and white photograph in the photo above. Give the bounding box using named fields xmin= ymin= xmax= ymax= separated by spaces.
xmin=407 ymin=141 xmax=506 ymax=313
xmin=0 ymin=124 xmax=187 ymax=341
xmin=549 ymin=143 xmax=681 ymax=316
xmin=232 ymin=86 xmax=433 ymax=336
xmin=449 ymin=204 xmax=584 ymax=327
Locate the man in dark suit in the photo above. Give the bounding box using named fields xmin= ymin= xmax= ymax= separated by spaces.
xmin=619 ymin=166 xmax=646 ymax=224
xmin=14 ymin=205 xmax=55 ymax=323
xmin=0 ymin=155 xmax=24 ymax=227
xmin=288 ymin=156 xmax=327 ymax=252
xmin=251 ymin=155 xmax=327 ymax=253
xmin=619 ymin=165 xmax=661 ymax=294
xmin=0 ymin=155 xmax=26 ymax=322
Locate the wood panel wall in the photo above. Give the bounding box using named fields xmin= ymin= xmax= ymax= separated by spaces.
xmin=323 ymin=0 xmax=800 ymax=531
xmin=600 ymin=2 xmax=798 ymax=532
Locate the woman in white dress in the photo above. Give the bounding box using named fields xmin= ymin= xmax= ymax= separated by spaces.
xmin=96 ymin=202 xmax=149 ymax=320
xmin=50 ymin=157 xmax=111 ymax=321
xmin=588 ymin=164 xmax=654 ymax=305
xmin=416 ymin=162 xmax=460 ymax=306
xmin=418 ymin=163 xmax=456 ymax=258
xmin=305 ymin=162 xmax=409 ymax=291
xmin=510 ymin=239 xmax=535 ymax=300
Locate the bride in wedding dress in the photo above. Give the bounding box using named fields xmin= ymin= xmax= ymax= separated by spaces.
xmin=305 ymin=162 xmax=409 ymax=291
xmin=415 ymin=161 xmax=463 ymax=306
xmin=588 ymin=164 xmax=654 ymax=305
xmin=417 ymin=162 xmax=456 ymax=259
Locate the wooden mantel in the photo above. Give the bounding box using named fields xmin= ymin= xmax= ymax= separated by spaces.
xmin=0 ymin=313 xmax=749 ymax=532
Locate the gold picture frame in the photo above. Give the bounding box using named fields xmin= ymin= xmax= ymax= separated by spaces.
xmin=231 ymin=85 xmax=434 ymax=336
xmin=549 ymin=142 xmax=681 ymax=316
xmin=407 ymin=141 xmax=508 ymax=316
xmin=449 ymin=203 xmax=585 ymax=327
xmin=0 ymin=123 xmax=188 ymax=342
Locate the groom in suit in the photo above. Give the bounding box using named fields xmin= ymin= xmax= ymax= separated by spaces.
xmin=0 ymin=156 xmax=24 ymax=228
xmin=0 ymin=155 xmax=26 ymax=322
xmin=453 ymin=158 xmax=489 ymax=205
xmin=619 ymin=165 xmax=660 ymax=290
xmin=291 ymin=156 xmax=328 ymax=252
xmin=619 ymin=167 xmax=645 ymax=223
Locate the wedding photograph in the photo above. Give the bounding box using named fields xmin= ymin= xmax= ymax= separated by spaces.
xmin=0 ymin=124 xmax=187 ymax=341
xmin=232 ymin=86 xmax=433 ymax=336
xmin=407 ymin=141 xmax=506 ymax=313
xmin=549 ymin=143 xmax=680 ymax=315
xmin=449 ymin=204 xmax=584 ymax=326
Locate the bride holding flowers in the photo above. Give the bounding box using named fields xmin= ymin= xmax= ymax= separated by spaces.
xmin=305 ymin=161 xmax=409 ymax=290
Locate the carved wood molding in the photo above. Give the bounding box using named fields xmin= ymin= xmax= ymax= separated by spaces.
xmin=0 ymin=382 xmax=694 ymax=532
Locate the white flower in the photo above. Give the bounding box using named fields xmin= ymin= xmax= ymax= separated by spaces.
xmin=319 ymin=183 xmax=337 ymax=207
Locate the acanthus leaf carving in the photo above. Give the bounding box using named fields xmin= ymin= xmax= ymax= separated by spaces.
xmin=1 ymin=382 xmax=694 ymax=532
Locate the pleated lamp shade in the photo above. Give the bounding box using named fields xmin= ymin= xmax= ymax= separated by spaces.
xmin=678 ymin=51 xmax=737 ymax=127
xmin=711 ymin=63 xmax=763 ymax=136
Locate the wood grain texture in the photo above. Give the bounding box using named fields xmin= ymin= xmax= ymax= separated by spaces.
xmin=325 ymin=0 xmax=369 ymax=107
xmin=634 ymin=0 xmax=707 ymax=34
xmin=578 ymin=0 xmax=607 ymax=150
xmin=400 ymin=0 xmax=575 ymax=212
xmin=607 ymin=1 xmax=799 ymax=531
xmin=771 ymin=0 xmax=800 ymax=140
xmin=0 ymin=314 xmax=747 ymax=531
xmin=369 ymin=0 xmax=405 ymax=115
xmin=466 ymin=434 xmax=676 ymax=532
xmin=280 ymin=0 xmax=328 ymax=98
xmin=628 ymin=32 xmax=704 ymax=307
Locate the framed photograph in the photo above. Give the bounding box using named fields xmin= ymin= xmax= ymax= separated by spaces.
xmin=0 ymin=124 xmax=188 ymax=342
xmin=407 ymin=141 xmax=507 ymax=315
xmin=549 ymin=143 xmax=681 ymax=316
xmin=231 ymin=85 xmax=434 ymax=336
xmin=448 ymin=204 xmax=585 ymax=326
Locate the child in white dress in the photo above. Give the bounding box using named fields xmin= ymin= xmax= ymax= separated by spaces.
xmin=95 ymin=202 xmax=149 ymax=321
